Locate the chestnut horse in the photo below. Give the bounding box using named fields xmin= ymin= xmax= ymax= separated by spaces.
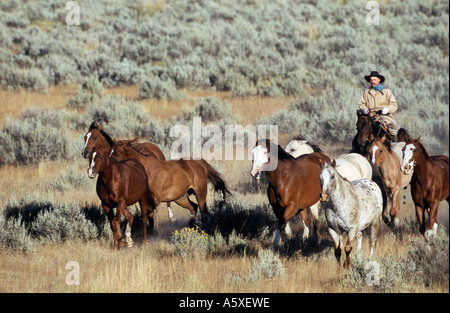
xmin=366 ymin=135 xmax=413 ymax=226
xmin=81 ymin=122 xmax=177 ymax=222
xmin=87 ymin=146 xmax=156 ymax=248
xmin=251 ymin=139 xmax=330 ymax=248
xmin=112 ymin=139 xmax=231 ymax=223
xmin=400 ymin=136 xmax=449 ymax=241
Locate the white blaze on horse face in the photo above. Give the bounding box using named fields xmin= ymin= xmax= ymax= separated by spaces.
xmin=319 ymin=166 xmax=333 ymax=201
xmin=251 ymin=146 xmax=269 ymax=178
xmin=82 ymin=132 xmax=92 ymax=154
xmin=88 ymin=152 xmax=97 ymax=178
xmin=371 ymin=146 xmax=378 ymax=164
xmin=401 ymin=144 xmax=415 ymax=174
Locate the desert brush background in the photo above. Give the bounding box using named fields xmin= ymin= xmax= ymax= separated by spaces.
xmin=0 ymin=0 xmax=448 ymax=293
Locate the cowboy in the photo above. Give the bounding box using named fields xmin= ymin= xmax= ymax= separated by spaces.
xmin=358 ymin=71 xmax=400 ymax=140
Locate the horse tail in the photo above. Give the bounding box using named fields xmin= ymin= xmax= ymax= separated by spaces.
xmin=200 ymin=159 xmax=231 ymax=200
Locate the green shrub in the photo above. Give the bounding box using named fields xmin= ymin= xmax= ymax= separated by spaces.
xmin=0 ymin=66 xmax=48 ymax=92
xmin=139 ymin=76 xmax=178 ymax=100
xmin=0 ymin=109 xmax=73 ymax=165
xmin=170 ymin=226 xmax=209 ymax=257
xmin=228 ymin=249 xmax=285 ymax=284
xmin=0 ymin=214 xmax=34 ymax=254
xmin=31 ymin=202 xmax=99 ymax=244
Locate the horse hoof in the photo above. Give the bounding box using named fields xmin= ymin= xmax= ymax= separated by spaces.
xmin=127 ymin=241 xmax=133 ymax=248
xmin=143 ymin=240 xmax=149 ymax=245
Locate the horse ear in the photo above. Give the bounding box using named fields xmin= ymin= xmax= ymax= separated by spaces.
xmin=381 ymin=133 xmax=387 ymax=142
xmin=331 ymin=159 xmax=336 ymax=168
xmin=318 ymin=158 xmax=324 ymax=167
xmin=128 ymin=137 xmax=139 ymax=146
xmin=416 ymin=136 xmax=421 ymax=143
xmin=98 ymin=123 xmax=103 ymax=130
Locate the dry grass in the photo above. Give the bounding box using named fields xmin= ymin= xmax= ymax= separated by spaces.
xmin=0 ymin=86 xmax=448 ymax=293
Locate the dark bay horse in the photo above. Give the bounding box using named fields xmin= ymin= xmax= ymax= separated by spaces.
xmin=351 ymin=112 xmax=410 ymax=154
xmin=81 ymin=122 xmax=177 ymax=222
xmin=251 ymin=139 xmax=330 ymax=248
xmin=88 ymin=146 xmax=156 ymax=248
xmin=112 ymin=139 xmax=231 ymax=223
xmin=400 ymin=136 xmax=449 ymax=241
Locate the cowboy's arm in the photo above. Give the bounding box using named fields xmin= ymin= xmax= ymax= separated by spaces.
xmin=358 ymin=91 xmax=369 ymax=113
xmin=385 ymin=89 xmax=398 ymax=114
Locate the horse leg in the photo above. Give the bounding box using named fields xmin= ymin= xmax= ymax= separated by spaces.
xmin=415 ymin=205 xmax=426 ymax=235
xmin=174 ymin=197 xmax=197 ymax=218
xmin=193 ymin=186 xmax=208 ymax=224
xmin=112 ymin=201 xmax=126 ymax=249
xmin=273 ymin=204 xmax=300 ymax=248
xmin=102 ymin=203 xmax=116 ymax=247
xmin=139 ymin=199 xmax=149 ymax=244
xmin=298 ymin=209 xmax=311 ymax=240
xmin=166 ymin=202 xmax=176 ymax=223
xmin=344 ymin=228 xmax=356 ymax=269
xmin=425 ymin=202 xmax=439 ymax=242
xmin=389 ymin=187 xmax=401 ymax=228
xmin=369 ymin=221 xmax=379 ymax=258
xmin=122 ymin=207 xmax=134 ymax=248
xmin=328 ymin=227 xmax=342 ymax=268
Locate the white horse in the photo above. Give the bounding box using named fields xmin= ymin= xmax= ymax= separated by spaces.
xmin=320 ymin=160 xmax=382 ymax=268
xmin=284 ymin=138 xmax=372 ymax=239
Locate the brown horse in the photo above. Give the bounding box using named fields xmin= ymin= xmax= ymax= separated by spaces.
xmin=111 ymin=139 xmax=231 ymax=223
xmin=251 ymin=139 xmax=330 ymax=248
xmin=81 ymin=122 xmax=177 ymax=222
xmin=87 ymin=146 xmax=156 ymax=248
xmin=366 ymin=135 xmax=413 ymax=227
xmin=351 ymin=112 xmax=409 ymax=154
xmin=400 ymin=136 xmax=449 ymax=241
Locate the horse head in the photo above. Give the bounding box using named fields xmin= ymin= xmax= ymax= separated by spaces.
xmin=87 ymin=146 xmax=110 ymax=179
xmin=355 ymin=112 xmax=373 ymax=152
xmin=319 ymin=159 xmax=337 ymax=202
xmin=251 ymin=142 xmax=269 ymax=180
xmin=366 ymin=134 xmax=392 ymax=165
xmin=81 ymin=122 xmax=114 ymax=158
xmin=400 ymin=136 xmax=420 ymax=175
xmin=250 ymin=139 xmax=281 ymax=179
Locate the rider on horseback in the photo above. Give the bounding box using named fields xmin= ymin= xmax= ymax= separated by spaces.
xmin=358 ymin=71 xmax=400 ymax=141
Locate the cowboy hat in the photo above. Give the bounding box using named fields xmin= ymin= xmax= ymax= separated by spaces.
xmin=364 ymin=71 xmax=385 ymax=83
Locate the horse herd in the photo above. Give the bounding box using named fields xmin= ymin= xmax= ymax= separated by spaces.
xmin=81 ymin=115 xmax=449 ymax=269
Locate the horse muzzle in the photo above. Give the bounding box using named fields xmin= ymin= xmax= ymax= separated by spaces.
xmin=400 ymin=161 xmax=414 ymax=175
xmin=88 ymin=167 xmax=97 ymax=179
xmin=250 ymin=169 xmax=261 ymax=180
xmin=81 ymin=148 xmax=90 ymax=159
xmin=320 ymin=192 xmax=328 ymax=202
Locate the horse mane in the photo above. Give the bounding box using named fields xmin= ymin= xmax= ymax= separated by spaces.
xmin=88 ymin=121 xmax=114 ymax=147
xmin=291 ymin=135 xmax=322 ymax=152
xmin=258 ymin=139 xmax=295 ymax=161
xmin=416 ymin=141 xmax=432 ymax=161
xmin=274 ymin=142 xmax=295 ymax=161
xmin=397 ymin=128 xmax=410 ymax=142
xmin=381 ymin=137 xmax=392 ymax=153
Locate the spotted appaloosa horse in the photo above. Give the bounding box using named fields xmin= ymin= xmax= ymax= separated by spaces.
xmin=320 ymin=160 xmax=382 ymax=269
xmin=251 ymin=139 xmax=330 ymax=248
xmin=87 ymin=146 xmax=156 ymax=249
xmin=401 ymin=136 xmax=449 ymax=241
xmin=284 ymin=137 xmax=372 ymax=239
